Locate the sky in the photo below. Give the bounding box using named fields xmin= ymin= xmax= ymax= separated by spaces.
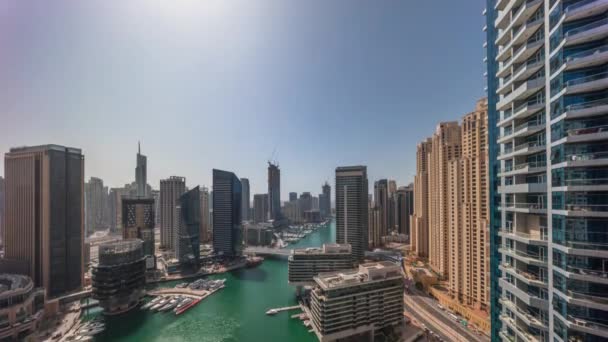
xmin=0 ymin=0 xmax=486 ymax=199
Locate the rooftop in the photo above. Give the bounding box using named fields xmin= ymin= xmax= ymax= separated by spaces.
xmin=8 ymin=144 xmax=82 ymax=154
xmin=292 ymin=243 xmax=351 ymax=255
xmin=314 ymin=261 xmax=402 ymax=289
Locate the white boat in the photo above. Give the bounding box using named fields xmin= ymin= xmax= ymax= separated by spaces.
xmin=151 ymin=298 xmax=170 ymax=312
xmin=266 ymin=309 xmax=278 ymax=315
xmin=142 ymin=297 xmax=161 ymax=310
xmin=160 ymin=298 xmax=180 ymax=312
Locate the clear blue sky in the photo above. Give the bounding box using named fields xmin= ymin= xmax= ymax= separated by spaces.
xmin=0 ymin=0 xmax=485 ymax=199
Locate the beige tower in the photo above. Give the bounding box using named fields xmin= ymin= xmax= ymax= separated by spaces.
xmin=411 ymin=138 xmax=432 ymax=258
xmin=448 ymin=99 xmax=489 ymax=310
xmin=428 ymin=122 xmax=461 ymax=278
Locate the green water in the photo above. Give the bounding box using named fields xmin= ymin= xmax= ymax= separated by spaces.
xmin=89 ymin=221 xmax=335 ymax=342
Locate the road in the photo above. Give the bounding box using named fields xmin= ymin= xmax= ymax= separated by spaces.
xmin=404 ymin=287 xmax=489 ymax=342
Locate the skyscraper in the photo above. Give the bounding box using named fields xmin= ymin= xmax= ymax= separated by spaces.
xmin=373 ymin=179 xmax=391 ymax=246
xmin=412 ymin=138 xmax=432 ymax=257
xmin=267 ymin=162 xmax=281 ymax=220
xmin=429 ymin=122 xmax=461 ymax=278
xmin=175 ymin=186 xmax=200 ymax=265
xmin=85 ymin=177 xmax=107 ymax=235
xmin=200 ymin=186 xmax=211 ymax=243
xmin=335 ymin=166 xmax=368 ymax=262
xmin=298 ymin=192 xmax=313 ymax=221
xmin=396 ymin=184 xmax=414 ymax=237
xmin=240 ymin=178 xmax=250 ymax=222
xmin=160 ymin=176 xmax=186 ymax=250
xmin=320 ymin=182 xmax=331 ymax=219
xmin=3 ymin=145 xmax=84 ymax=298
xmin=0 ymin=176 xmax=5 ymax=246
xmin=213 ymin=169 xmax=242 ymax=257
xmin=487 ymin=1 xmax=608 ymax=340
xmin=135 ymin=142 xmax=147 ymax=197
xmin=253 ymin=194 xmax=269 ymax=224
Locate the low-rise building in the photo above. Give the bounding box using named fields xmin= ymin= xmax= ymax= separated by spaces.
xmin=288 ymin=244 xmax=353 ymax=286
xmin=309 ymin=262 xmax=404 ymax=342
xmin=0 ymin=274 xmax=45 ymax=341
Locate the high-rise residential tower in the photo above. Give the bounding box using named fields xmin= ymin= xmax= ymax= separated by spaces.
xmin=0 ymin=176 xmax=4 ymax=246
xmin=253 ymin=194 xmax=269 ymax=223
xmin=396 ymin=184 xmax=414 ymax=237
xmin=267 ymin=162 xmax=281 ymax=220
xmin=240 ymin=178 xmax=250 ymax=222
xmin=428 ymin=122 xmax=461 ymax=278
xmin=320 ymin=182 xmax=331 ymax=219
xmin=160 ymin=176 xmax=186 ymax=250
xmin=135 ymin=142 xmax=147 ymax=197
xmin=373 ymin=179 xmax=391 ymax=246
xmin=486 ymin=1 xmax=608 ymax=340
xmin=335 ymin=166 xmax=369 ymax=262
xmin=412 ymin=139 xmax=432 ymax=258
xmin=289 ymin=192 xmax=298 ymax=203
xmin=212 ymin=169 xmax=242 ymax=257
xmin=3 ymin=145 xmax=84 ymax=298
xmin=121 ymin=197 xmax=156 ymax=270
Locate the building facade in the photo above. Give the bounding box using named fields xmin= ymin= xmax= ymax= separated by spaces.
xmin=240 ymin=178 xmax=250 ymax=222
xmin=175 ymin=187 xmax=200 ymax=265
xmin=487 ymin=0 xmax=608 ymax=340
xmin=3 ymin=145 xmax=84 ymax=298
xmin=200 ymin=186 xmax=211 ymax=243
xmin=85 ymin=177 xmax=107 ymax=236
xmin=309 ymin=262 xmax=404 ymax=342
xmin=212 ymin=169 xmax=242 ymax=257
xmin=253 ymin=193 xmax=269 ymax=224
xmin=0 ymin=274 xmax=45 ymax=341
xmin=289 ymin=192 xmax=298 ymax=203
xmin=121 ymin=197 xmax=156 ymax=270
xmin=160 ymin=176 xmax=186 ymax=250
xmin=0 ymin=176 xmax=4 ymax=247
xmin=335 ymin=166 xmax=369 ymax=262
xmin=288 ymin=244 xmax=353 ymax=286
xmin=267 ymin=162 xmax=282 ymax=220
xmin=92 ymin=239 xmax=146 ymax=315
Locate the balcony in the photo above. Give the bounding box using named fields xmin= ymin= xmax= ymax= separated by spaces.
xmin=554 ymin=231 xmax=608 ymax=257
xmin=564 ymin=18 xmax=608 ymax=47
xmin=500 ymin=314 xmax=542 ymax=342
xmin=564 ymin=45 xmax=608 ymax=72
xmin=554 ymin=287 xmax=608 ymax=311
xmin=498 ymin=226 xmax=548 ymax=245
xmin=498 ymin=119 xmax=545 ymax=143
xmin=495 ymin=0 xmax=518 ymax=31
xmin=553 ymin=124 xmax=608 ymax=146
xmin=498 ymin=247 xmax=547 ymax=267
xmin=556 ymin=151 xmax=608 ymax=168
xmin=500 ymin=296 xmax=548 ymax=330
xmin=553 ymin=203 xmax=608 ymax=218
xmin=499 ymin=141 xmax=546 ymax=159
xmin=554 ymin=97 xmax=608 ymax=122
xmin=500 ymin=262 xmax=548 ymax=287
xmin=496 ymin=0 xmax=514 ymax=11
xmin=498 ymin=76 xmax=545 ymax=111
xmin=554 ymin=311 xmax=608 ymax=339
xmin=564 ymin=0 xmax=608 ymax=23
xmin=498 ymin=182 xmax=547 ymax=194
xmin=499 ymin=201 xmax=547 ymax=214
xmin=499 ymin=278 xmax=549 ymax=308
xmin=564 ymin=72 xmax=608 ymax=95
xmin=496 ymin=0 xmax=544 ymax=44
xmin=499 ymin=160 xmax=546 ymax=177
xmin=554 ymin=264 xmax=608 ymax=284
xmin=553 ymin=176 xmax=608 ymax=193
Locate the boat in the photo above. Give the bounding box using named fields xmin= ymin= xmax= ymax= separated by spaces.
xmin=142 ymin=297 xmax=162 ymax=310
xmin=265 ymin=309 xmax=278 ymax=315
xmin=175 ymin=297 xmax=202 ymax=316
xmin=160 ymin=297 xmax=180 ymax=312
xmin=150 ymin=297 xmax=170 ymax=312
xmin=174 ymin=298 xmax=193 ymax=313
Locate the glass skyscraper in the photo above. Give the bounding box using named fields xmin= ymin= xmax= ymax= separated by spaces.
xmin=486 ymin=0 xmax=608 ymax=341
xmin=213 ymin=169 xmax=243 ymax=257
